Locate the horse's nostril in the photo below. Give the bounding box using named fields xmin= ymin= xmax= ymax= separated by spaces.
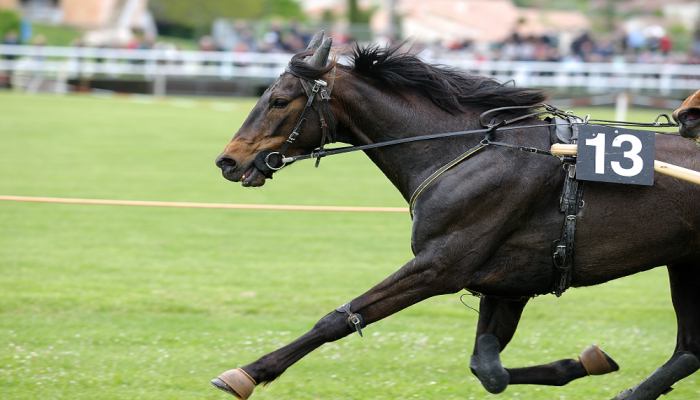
xmin=215 ymin=155 xmax=237 ymax=170
xmin=678 ymin=109 xmax=700 ymax=124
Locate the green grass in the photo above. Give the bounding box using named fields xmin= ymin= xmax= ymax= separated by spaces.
xmin=30 ymin=24 xmax=198 ymax=49
xmin=0 ymin=93 xmax=697 ymax=399
xmin=31 ymin=24 xmax=83 ymax=46
xmin=158 ymin=36 xmax=199 ymax=50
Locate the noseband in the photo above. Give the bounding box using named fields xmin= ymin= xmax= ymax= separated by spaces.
xmin=253 ymin=66 xmax=337 ymax=177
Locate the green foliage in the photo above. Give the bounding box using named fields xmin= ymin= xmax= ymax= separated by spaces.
xmin=150 ymin=0 xmax=263 ymax=23
xmin=264 ymin=0 xmax=306 ymax=21
xmin=0 ymin=9 xmax=20 ymax=39
xmin=347 ymin=0 xmax=376 ymax=42
xmin=31 ymin=23 xmax=83 ymax=46
xmin=513 ymin=0 xmax=579 ymax=9
xmin=149 ymin=0 xmax=304 ymax=37
xmin=321 ymin=9 xmax=336 ymax=23
xmin=668 ymin=23 xmax=691 ymax=53
xmin=0 ymin=94 xmax=696 ymax=399
xmin=347 ymin=0 xmax=375 ymax=24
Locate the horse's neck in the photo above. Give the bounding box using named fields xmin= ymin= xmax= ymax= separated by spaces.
xmin=335 ymin=78 xmax=487 ymax=202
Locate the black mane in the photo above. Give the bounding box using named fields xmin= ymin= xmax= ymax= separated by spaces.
xmin=288 ymin=43 xmax=549 ymax=115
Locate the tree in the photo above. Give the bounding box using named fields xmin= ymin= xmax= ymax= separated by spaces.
xmin=0 ymin=9 xmax=20 ymax=40
xmin=347 ymin=0 xmax=375 ymax=41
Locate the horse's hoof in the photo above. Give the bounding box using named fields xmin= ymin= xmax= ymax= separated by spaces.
xmin=579 ymin=344 xmax=619 ymax=376
xmin=470 ymin=334 xmax=509 ymax=394
xmin=211 ymin=368 xmax=256 ymax=399
xmin=211 ymin=378 xmax=243 ymax=398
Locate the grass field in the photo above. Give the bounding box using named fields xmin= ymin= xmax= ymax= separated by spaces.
xmin=0 ymin=92 xmax=697 ymax=399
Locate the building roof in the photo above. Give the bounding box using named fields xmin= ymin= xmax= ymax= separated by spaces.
xmin=302 ymin=0 xmax=592 ymax=44
xmin=369 ymin=0 xmax=590 ymax=43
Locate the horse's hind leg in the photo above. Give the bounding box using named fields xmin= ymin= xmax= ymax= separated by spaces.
xmin=469 ymin=295 xmax=528 ymax=393
xmin=471 ymin=296 xmax=619 ymax=394
xmin=612 ymin=262 xmax=700 ymax=400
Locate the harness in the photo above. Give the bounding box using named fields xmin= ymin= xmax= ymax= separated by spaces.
xmin=257 ymin=64 xmax=679 ymax=300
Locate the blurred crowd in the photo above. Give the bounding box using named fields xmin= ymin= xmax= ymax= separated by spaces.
xmin=424 ymin=29 xmax=684 ymax=65
xmin=3 ymin=20 xmax=700 ymax=66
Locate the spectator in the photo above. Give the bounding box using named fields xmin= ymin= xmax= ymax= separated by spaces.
xmin=2 ymin=30 xmax=20 ymax=60
xmin=660 ymin=34 xmax=672 ymax=56
xmin=262 ymin=22 xmax=285 ymax=52
xmin=626 ymin=30 xmax=646 ymax=54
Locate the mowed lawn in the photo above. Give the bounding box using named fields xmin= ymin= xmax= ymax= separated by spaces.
xmin=0 ymin=92 xmax=697 ymax=399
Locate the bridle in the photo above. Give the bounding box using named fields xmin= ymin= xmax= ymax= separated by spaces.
xmin=252 ymin=65 xmax=338 ymax=177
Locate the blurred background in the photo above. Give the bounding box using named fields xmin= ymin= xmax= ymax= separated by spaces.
xmin=2 ymin=3 xmax=698 ymax=399
xmin=0 ymin=0 xmax=699 ymax=106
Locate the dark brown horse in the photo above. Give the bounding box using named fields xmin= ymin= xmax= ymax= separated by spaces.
xmin=213 ymin=32 xmax=700 ymax=399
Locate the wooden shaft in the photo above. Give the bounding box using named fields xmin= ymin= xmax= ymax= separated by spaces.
xmin=654 ymin=160 xmax=700 ymax=186
xmin=550 ymin=144 xmax=700 ymax=186
xmin=550 ymin=143 xmax=578 ymax=156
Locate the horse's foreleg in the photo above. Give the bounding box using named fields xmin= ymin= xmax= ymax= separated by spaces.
xmin=612 ymin=262 xmax=700 ymax=400
xmin=212 ymin=257 xmax=458 ymax=399
xmin=471 ymin=296 xmax=619 ymax=394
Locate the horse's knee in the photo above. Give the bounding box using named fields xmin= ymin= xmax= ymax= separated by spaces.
xmin=470 ymin=334 xmax=509 ymax=394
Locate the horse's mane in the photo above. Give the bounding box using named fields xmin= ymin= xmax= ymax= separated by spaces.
xmin=288 ymin=43 xmax=549 ymax=115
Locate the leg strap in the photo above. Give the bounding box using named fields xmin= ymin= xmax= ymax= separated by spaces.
xmin=336 ymin=302 xmax=365 ymax=337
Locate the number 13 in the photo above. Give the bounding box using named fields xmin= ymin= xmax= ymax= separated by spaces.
xmin=586 ymin=133 xmax=644 ymax=177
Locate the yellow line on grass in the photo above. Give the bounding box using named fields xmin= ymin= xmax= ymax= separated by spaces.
xmin=0 ymin=195 xmax=407 ymax=213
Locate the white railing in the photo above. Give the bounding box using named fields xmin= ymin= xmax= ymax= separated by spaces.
xmin=2 ymin=45 xmax=700 ymax=96
xmin=439 ymin=58 xmax=700 ymax=95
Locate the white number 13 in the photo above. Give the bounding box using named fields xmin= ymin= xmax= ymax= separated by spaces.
xmin=585 ymin=133 xmax=644 ymax=177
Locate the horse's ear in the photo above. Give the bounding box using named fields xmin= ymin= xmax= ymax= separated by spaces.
xmin=307 ymin=37 xmax=332 ymax=67
xmin=305 ymin=31 xmax=325 ymax=51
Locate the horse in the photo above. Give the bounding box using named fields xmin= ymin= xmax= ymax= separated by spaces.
xmin=213 ymin=32 xmax=700 ymax=399
xmin=673 ymin=89 xmax=700 ymax=144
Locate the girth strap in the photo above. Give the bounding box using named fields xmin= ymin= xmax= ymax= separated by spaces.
xmin=551 ymin=134 xmax=585 ymax=297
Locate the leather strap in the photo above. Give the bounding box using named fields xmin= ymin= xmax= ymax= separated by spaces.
xmin=551 ymin=130 xmax=585 ymax=297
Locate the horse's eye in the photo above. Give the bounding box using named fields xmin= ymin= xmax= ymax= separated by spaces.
xmin=271 ymin=99 xmax=289 ymax=109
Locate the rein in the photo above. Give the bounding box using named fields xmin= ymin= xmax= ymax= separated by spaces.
xmin=277 ymin=104 xmax=678 ymax=165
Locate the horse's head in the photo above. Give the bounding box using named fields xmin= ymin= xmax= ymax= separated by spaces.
xmin=673 ymin=89 xmax=700 ymax=142
xmin=215 ymin=32 xmax=337 ymax=187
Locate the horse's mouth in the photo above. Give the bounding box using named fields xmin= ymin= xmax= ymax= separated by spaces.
xmin=676 ymin=107 xmax=700 ymax=139
xmin=220 ymin=162 xmax=267 ymax=187
xmin=241 ymin=165 xmax=266 ymax=187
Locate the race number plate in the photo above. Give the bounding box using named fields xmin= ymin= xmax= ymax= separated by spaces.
xmin=576 ymin=125 xmax=655 ymax=186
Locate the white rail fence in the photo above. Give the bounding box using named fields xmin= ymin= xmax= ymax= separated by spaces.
xmin=2 ymin=45 xmax=700 ymax=97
